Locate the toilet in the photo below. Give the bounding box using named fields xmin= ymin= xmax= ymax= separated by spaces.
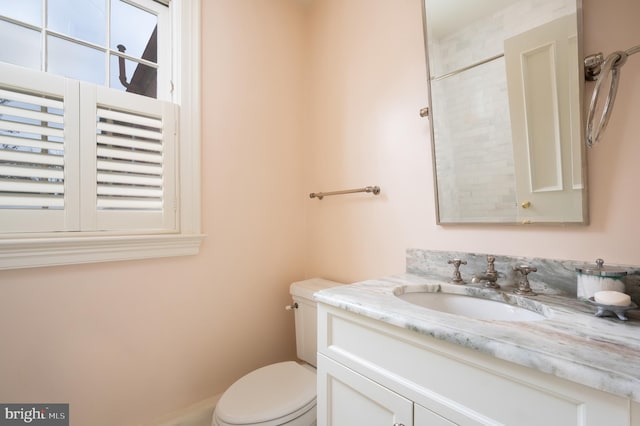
xmin=212 ymin=278 xmax=343 ymax=426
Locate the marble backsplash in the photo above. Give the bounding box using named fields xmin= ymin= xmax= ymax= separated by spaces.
xmin=406 ymin=249 xmax=640 ymax=304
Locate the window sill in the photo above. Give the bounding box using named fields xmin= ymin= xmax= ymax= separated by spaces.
xmin=0 ymin=233 xmax=206 ymax=270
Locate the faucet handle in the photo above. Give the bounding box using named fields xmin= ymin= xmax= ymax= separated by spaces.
xmin=514 ymin=265 xmax=537 ymax=274
xmin=447 ymin=259 xmax=467 ymax=284
xmin=486 ymin=255 xmax=496 ymax=273
xmin=513 ymin=265 xmax=537 ymax=295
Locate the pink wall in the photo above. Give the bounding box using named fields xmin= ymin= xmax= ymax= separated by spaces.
xmin=0 ymin=1 xmax=308 ymax=425
xmin=0 ymin=0 xmax=638 ymax=425
xmin=305 ymin=0 xmax=640 ymax=284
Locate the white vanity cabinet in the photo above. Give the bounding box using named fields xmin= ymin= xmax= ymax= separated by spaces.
xmin=317 ymin=304 xmax=637 ymax=426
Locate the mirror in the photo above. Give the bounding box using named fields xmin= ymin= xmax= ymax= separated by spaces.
xmin=422 ymin=0 xmax=587 ymax=224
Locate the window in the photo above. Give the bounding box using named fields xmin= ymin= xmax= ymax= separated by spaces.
xmin=0 ymin=0 xmax=203 ymax=269
xmin=0 ymin=0 xmax=168 ymax=99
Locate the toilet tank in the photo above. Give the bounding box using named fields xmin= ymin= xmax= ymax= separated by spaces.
xmin=290 ymin=278 xmax=343 ymax=367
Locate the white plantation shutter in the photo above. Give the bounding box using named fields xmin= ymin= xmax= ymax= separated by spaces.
xmin=0 ymin=63 xmax=176 ymax=234
xmin=81 ymin=84 xmax=176 ymax=231
xmin=0 ymin=65 xmax=79 ymax=233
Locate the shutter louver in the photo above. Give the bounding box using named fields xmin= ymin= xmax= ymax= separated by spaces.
xmin=0 ymin=88 xmax=65 ymax=210
xmin=96 ymin=107 xmax=165 ymax=211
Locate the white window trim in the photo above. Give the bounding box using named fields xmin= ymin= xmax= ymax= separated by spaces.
xmin=0 ymin=0 xmax=204 ymax=270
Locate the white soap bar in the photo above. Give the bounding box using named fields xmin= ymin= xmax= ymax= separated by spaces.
xmin=594 ymin=290 xmax=631 ymax=307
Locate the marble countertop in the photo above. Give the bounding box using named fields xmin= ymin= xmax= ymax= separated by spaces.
xmin=315 ymin=273 xmax=640 ymax=402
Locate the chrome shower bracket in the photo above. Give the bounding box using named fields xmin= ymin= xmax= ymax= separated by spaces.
xmin=584 ymin=52 xmax=604 ymax=81
xmin=584 ymin=44 xmax=640 ymax=146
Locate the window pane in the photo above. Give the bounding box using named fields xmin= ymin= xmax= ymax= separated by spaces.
xmin=0 ymin=20 xmax=41 ymax=69
xmin=110 ymin=54 xmax=157 ymax=98
xmin=111 ymin=0 xmax=157 ymax=63
xmin=47 ymin=36 xmax=105 ymax=85
xmin=48 ymin=0 xmax=106 ymax=46
xmin=0 ymin=0 xmax=42 ymax=26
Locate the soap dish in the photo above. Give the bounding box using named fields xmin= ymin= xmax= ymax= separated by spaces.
xmin=587 ymin=297 xmax=638 ymax=321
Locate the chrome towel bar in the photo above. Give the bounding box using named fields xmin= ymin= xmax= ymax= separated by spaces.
xmin=309 ymin=186 xmax=380 ymax=200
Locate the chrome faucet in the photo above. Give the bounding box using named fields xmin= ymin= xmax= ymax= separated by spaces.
xmin=513 ymin=265 xmax=537 ymax=295
xmin=471 ymin=255 xmax=500 ymax=289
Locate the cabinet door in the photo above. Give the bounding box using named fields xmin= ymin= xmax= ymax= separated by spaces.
xmin=414 ymin=404 xmax=455 ymax=426
xmin=317 ymin=354 xmax=412 ymax=426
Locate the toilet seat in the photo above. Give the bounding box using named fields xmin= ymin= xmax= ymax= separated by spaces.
xmin=214 ymin=361 xmax=316 ymax=426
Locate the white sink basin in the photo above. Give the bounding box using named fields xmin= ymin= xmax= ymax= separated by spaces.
xmin=397 ymin=291 xmax=547 ymax=321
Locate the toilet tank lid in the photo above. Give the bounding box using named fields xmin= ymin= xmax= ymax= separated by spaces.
xmin=290 ymin=278 xmax=343 ymax=300
xmin=215 ymin=361 xmax=316 ymax=425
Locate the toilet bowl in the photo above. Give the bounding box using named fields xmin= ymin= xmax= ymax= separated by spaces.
xmin=212 ymin=361 xmax=316 ymax=426
xmin=211 ymin=278 xmax=342 ymax=426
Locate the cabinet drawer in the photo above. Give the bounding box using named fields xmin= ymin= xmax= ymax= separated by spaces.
xmin=318 ymin=304 xmax=629 ymax=426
